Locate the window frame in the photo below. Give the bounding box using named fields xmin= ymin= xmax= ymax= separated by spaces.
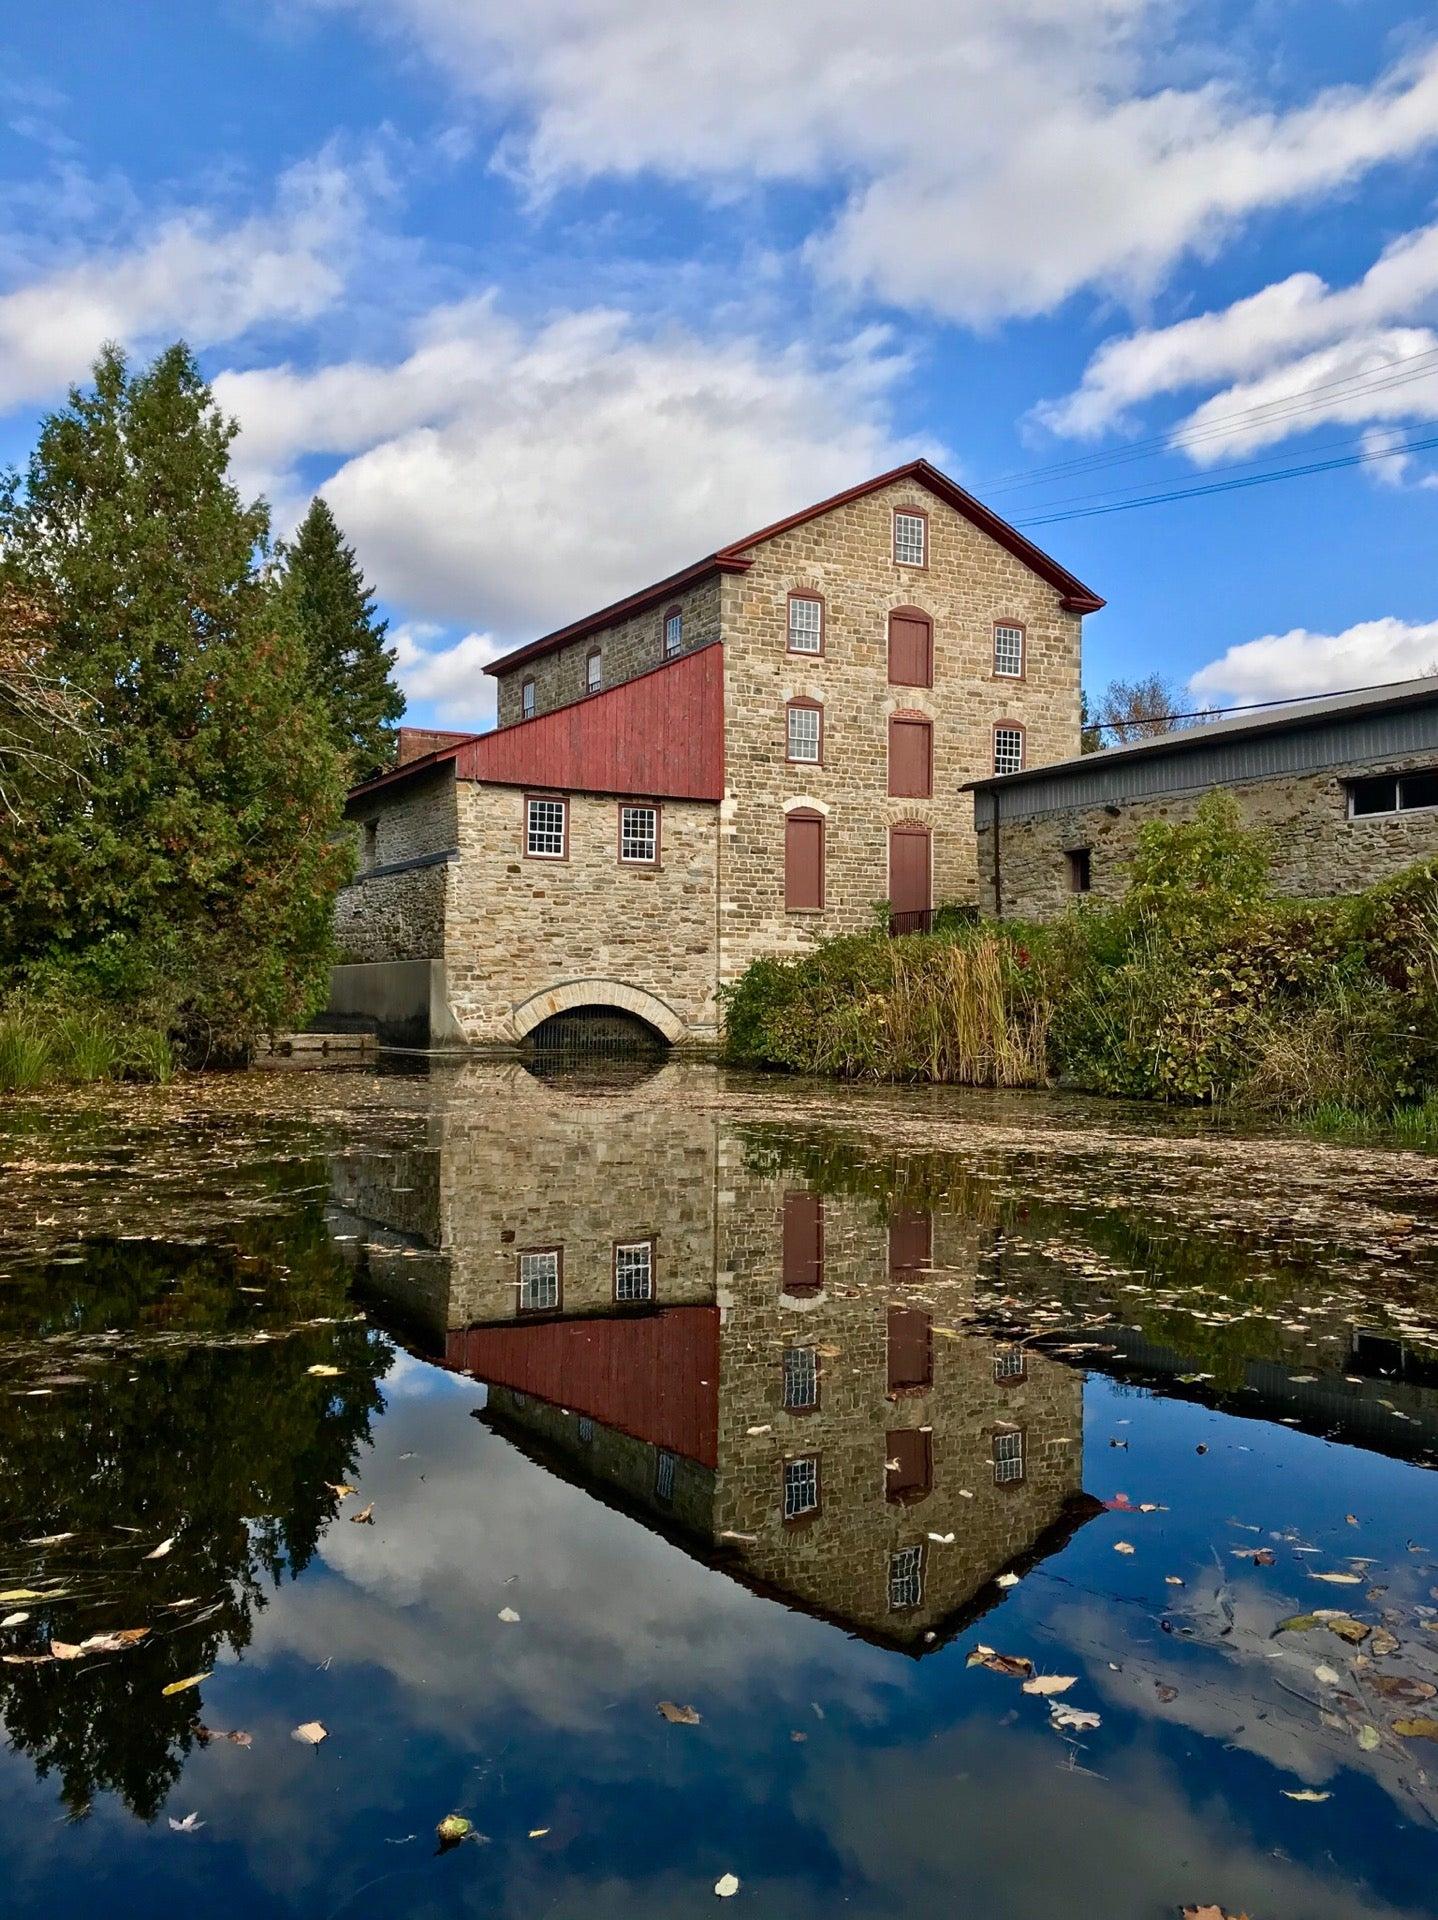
xmin=1347 ymin=770 xmax=1438 ymax=818
xmin=781 ymin=1344 xmax=821 ymax=1414
xmin=617 ymin=801 xmax=661 ymax=867
xmin=586 ymin=648 xmax=603 ymax=694
xmin=662 ymin=604 xmax=684 ymax=659
xmin=785 ymin=697 xmax=824 ymax=767
xmin=521 ymin=677 xmax=536 ymax=721
xmin=887 ymin=711 xmax=933 ymax=799
xmin=1065 ymin=847 xmax=1092 ymax=895
xmin=524 ymin=792 xmax=570 ymax=861
xmin=786 ymin=589 xmax=825 ymax=657
xmin=887 ymin=606 xmax=934 ymax=689
xmin=892 ymin=505 xmax=929 ymax=570
xmin=784 ymin=808 xmax=826 ymax=913
xmin=993 ymin=1345 xmax=1027 ymax=1385
xmin=992 ymin=619 xmax=1026 ymax=681
xmin=993 ymin=1425 xmax=1026 ymax=1486
xmin=992 ymin=721 xmax=1026 ymax=777
xmin=613 ymin=1235 xmax=656 ymax=1305
xmin=782 ymin=1453 xmax=822 ymax=1525
xmin=517 ymin=1245 xmax=563 ymax=1316
xmin=888 ymin=1542 xmax=925 ymax=1612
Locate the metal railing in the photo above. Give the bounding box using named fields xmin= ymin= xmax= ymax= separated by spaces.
xmin=888 ymin=909 xmax=934 ymax=937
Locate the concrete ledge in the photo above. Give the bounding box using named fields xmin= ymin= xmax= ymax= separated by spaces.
xmin=327 ymin=959 xmax=465 ymax=1049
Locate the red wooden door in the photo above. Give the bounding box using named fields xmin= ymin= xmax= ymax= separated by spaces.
xmin=887 ymin=610 xmax=932 ymax=687
xmin=887 ymin=1306 xmax=933 ymax=1392
xmin=888 ymin=1211 xmax=933 ymax=1276
xmin=888 ymin=716 xmax=932 ymax=798
xmin=889 ymin=825 xmax=931 ymax=917
xmin=785 ymin=811 xmax=825 ymax=910
xmin=782 ymin=1192 xmax=824 ymax=1293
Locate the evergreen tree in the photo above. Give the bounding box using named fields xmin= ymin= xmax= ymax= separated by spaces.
xmin=0 ymin=343 xmax=352 ymax=1055
xmin=280 ymin=496 xmax=404 ymax=779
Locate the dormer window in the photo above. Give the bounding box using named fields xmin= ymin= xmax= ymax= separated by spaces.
xmin=522 ymin=678 xmax=536 ymax=720
xmin=663 ymin=607 xmax=683 ymax=657
xmin=893 ymin=509 xmax=927 ymax=568
xmin=587 ymin=649 xmax=602 ymax=693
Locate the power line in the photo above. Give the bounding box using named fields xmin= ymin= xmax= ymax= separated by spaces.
xmin=1082 ymin=674 xmax=1434 ymax=737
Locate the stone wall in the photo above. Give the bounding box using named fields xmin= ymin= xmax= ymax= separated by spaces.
xmin=334 ymin=766 xmax=458 ymax=963
xmin=441 ymin=781 xmax=721 ymax=1044
xmin=493 ymin=572 xmax=723 ymax=727
xmin=717 ymin=477 xmax=1084 ymax=979
xmin=978 ymin=749 xmax=1438 ymax=920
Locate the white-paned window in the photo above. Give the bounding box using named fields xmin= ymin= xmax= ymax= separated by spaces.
xmin=783 ymin=1455 xmax=820 ymax=1519
xmin=889 ymin=1544 xmax=924 ymax=1610
xmin=519 ymin=1249 xmax=560 ymax=1313
xmin=526 ymin=796 xmax=567 ymax=858
xmin=993 ymin=726 xmax=1024 ymax=776
xmin=893 ymin=511 xmax=927 ymax=567
xmin=522 ymin=679 xmax=536 ymax=720
xmin=994 ymin=1428 xmax=1026 ymax=1485
xmin=993 ymin=1345 xmax=1026 ymax=1382
xmin=993 ymin=623 xmax=1024 ymax=678
xmin=620 ymin=804 xmax=658 ymax=864
xmin=787 ymin=704 xmax=821 ymax=764
xmin=655 ymin=1448 xmax=677 ymax=1503
xmin=782 ymin=1347 xmax=819 ymax=1411
xmin=788 ymin=595 xmax=822 ymax=654
xmin=664 ymin=610 xmax=683 ymax=657
xmin=615 ymin=1239 xmax=654 ymax=1302
xmin=587 ymin=651 xmax=602 ymax=692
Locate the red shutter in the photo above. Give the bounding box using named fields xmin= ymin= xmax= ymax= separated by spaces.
xmin=887 ymin=1306 xmax=933 ymax=1392
xmin=887 ymin=610 xmax=932 ymax=687
xmin=888 ymin=825 xmax=931 ymax=916
xmin=886 ymin=1428 xmax=933 ymax=1503
xmin=782 ymin=1192 xmax=824 ymax=1293
xmin=888 ymin=1211 xmax=933 ymax=1276
xmin=784 ymin=810 xmax=824 ymax=911
xmin=888 ymin=716 xmax=932 ymax=797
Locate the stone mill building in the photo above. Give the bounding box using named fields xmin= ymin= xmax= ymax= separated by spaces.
xmin=329 ymin=459 xmax=1103 ymax=1048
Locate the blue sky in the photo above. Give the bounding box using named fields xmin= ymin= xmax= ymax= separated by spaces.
xmin=4 ymin=1 xmax=1438 ymax=731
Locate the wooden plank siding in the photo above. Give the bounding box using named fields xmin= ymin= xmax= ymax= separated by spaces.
xmin=462 ymin=641 xmax=725 ymax=802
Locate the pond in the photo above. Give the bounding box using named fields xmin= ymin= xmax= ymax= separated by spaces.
xmin=2 ymin=1060 xmax=1438 ymax=1920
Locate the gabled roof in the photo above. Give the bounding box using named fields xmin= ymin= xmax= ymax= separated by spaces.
xmin=484 ymin=459 xmax=1104 ymax=678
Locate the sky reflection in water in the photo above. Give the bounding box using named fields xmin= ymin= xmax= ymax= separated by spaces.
xmin=1 ymin=1061 xmax=1437 ymax=1919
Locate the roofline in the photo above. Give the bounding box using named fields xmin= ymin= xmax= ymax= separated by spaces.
xmin=347 ymin=737 xmax=473 ymax=803
xmin=963 ymin=675 xmax=1438 ymax=795
xmin=483 ymin=459 xmax=1104 ymax=678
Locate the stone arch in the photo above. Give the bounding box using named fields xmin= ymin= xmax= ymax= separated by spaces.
xmin=508 ymin=978 xmax=687 ymax=1045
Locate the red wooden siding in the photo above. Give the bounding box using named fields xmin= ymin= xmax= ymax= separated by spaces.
xmin=782 ymin=1192 xmax=824 ymax=1293
xmin=446 ymin=1304 xmax=720 ymax=1469
xmin=888 ymin=609 xmax=932 ymax=688
xmin=888 ymin=715 xmax=932 ymax=798
xmin=785 ymin=811 xmax=825 ymax=911
xmin=889 ymin=824 xmax=931 ymax=916
xmin=462 ymin=642 xmax=725 ymax=802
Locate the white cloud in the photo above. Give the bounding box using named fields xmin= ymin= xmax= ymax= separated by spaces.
xmin=317 ymin=0 xmax=1438 ymax=322
xmin=1191 ymin=615 xmax=1438 ymax=703
xmin=390 ymin=620 xmax=498 ymax=727
xmin=0 ymin=145 xmax=379 ymax=411
xmin=217 ymin=296 xmax=921 ymax=640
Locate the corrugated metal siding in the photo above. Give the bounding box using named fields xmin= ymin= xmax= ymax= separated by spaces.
xmin=461 ymin=643 xmax=725 ymax=802
xmin=445 ymin=1304 xmax=720 ymax=1468
xmin=989 ymin=702 xmax=1438 ymax=823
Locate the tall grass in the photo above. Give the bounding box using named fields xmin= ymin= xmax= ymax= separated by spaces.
xmin=0 ymin=1003 xmax=173 ymax=1092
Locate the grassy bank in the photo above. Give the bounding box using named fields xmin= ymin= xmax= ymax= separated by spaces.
xmin=722 ymin=795 xmax=1438 ymax=1127
xmin=0 ymin=1003 xmax=173 ymax=1092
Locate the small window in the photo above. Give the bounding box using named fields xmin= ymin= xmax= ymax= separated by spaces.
xmin=782 ymin=1346 xmax=819 ymax=1412
xmin=993 ymin=1345 xmax=1026 ymax=1383
xmin=663 ymin=608 xmax=683 ymax=658
xmin=893 ymin=509 xmax=927 ymax=568
xmin=526 ymin=795 xmax=567 ymax=858
xmin=889 ymin=1543 xmax=924 ymax=1611
xmin=786 ymin=701 xmax=822 ymax=764
xmin=993 ymin=1427 xmax=1026 ymax=1485
xmin=788 ymin=593 xmax=823 ymax=655
xmin=655 ymin=1449 xmax=677 ymax=1504
xmin=783 ymin=1455 xmax=820 ymax=1521
xmin=614 ymin=1238 xmax=654 ymax=1303
xmin=886 ymin=1428 xmax=933 ymax=1504
xmin=993 ymin=622 xmax=1024 ymax=678
xmin=993 ymin=725 xmax=1024 ymax=776
xmin=363 ymin=820 xmax=378 ymax=870
xmin=522 ymin=678 xmax=536 ymax=720
xmin=1402 ymin=770 xmax=1438 ymax=810
xmin=619 ymin=803 xmax=659 ymax=865
xmin=587 ymin=650 xmax=602 ymax=693
xmin=518 ymin=1248 xmax=561 ymax=1314
xmin=784 ymin=810 xmax=825 ymax=912
xmin=1066 ymin=848 xmax=1092 ymax=894
xmin=1349 ymin=775 xmax=1398 ymax=816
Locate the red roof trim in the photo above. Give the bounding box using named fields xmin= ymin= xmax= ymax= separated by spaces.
xmin=482 ymin=460 xmax=1103 ymax=679
xmin=347 ymin=738 xmax=473 ymax=803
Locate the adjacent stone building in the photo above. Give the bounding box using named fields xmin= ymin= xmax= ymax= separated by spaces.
xmin=329 ymin=460 xmax=1101 ymax=1046
xmin=967 ymin=674 xmax=1438 ymax=920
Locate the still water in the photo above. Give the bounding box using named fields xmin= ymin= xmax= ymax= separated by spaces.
xmin=2 ymin=1060 xmax=1438 ymax=1919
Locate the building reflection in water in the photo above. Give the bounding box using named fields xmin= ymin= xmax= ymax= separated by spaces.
xmin=329 ymin=1063 xmax=1100 ymax=1653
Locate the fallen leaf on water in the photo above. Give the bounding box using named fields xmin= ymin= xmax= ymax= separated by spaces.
xmin=1392 ymin=1717 xmax=1438 ymax=1740
xmin=928 ymin=1532 xmax=955 ymax=1545
xmin=1114 ymin=1542 xmax=1135 ymax=1555
xmin=1370 ymin=1628 xmax=1400 ymax=1656
xmin=996 ymin=1572 xmax=1020 ymax=1588
xmin=52 ymin=1630 xmax=149 ymax=1659
xmin=1357 ymin=1724 xmax=1381 ymax=1751
xmin=168 ymin=1811 xmax=205 ymax=1834
xmin=657 ymin=1701 xmax=701 ymax=1725
xmin=436 ymin=1813 xmax=472 ymax=1851
xmin=1022 ymin=1674 xmax=1076 ymax=1696
xmin=1309 ymin=1572 xmax=1362 ymax=1584
xmin=1 ymin=1613 xmax=29 ymax=1628
xmin=2 ymin=1653 xmax=53 ymax=1665
xmin=291 ymin=1721 xmax=327 ymax=1746
xmin=145 ymin=1538 xmax=175 ymax=1561
xmin=1165 ymin=1577 xmax=1185 ymax=1588
xmin=1327 ymin=1617 xmax=1370 ymax=1646
xmin=161 ymin=1673 xmax=209 ymax=1696
xmin=1345 ymin=1515 xmax=1358 ymax=1526
xmin=325 ymin=1483 xmax=356 ymax=1500
xmin=1282 ymin=1788 xmax=1331 ymax=1802
xmin=1155 ymin=1683 xmax=1179 ymax=1703
xmin=1313 ymin=1665 xmax=1341 ymax=1686
xmin=24 ymin=1533 xmax=74 ymax=1546
xmin=349 ymin=1504 xmax=374 ymax=1525
xmin=966 ymin=1645 xmax=1033 ymax=1679
xmin=1049 ymin=1703 xmax=1100 ymax=1732
xmin=745 ymin=1426 xmax=771 ymax=1437
xmin=1369 ymin=1675 xmax=1436 ymax=1704
xmin=714 ymin=1873 xmax=740 ymax=1898
xmin=498 ymin=1607 xmax=520 ymax=1623
xmin=0 ymin=1589 xmax=62 ymax=1605
xmin=529 ymin=1828 xmax=550 ymax=1838
xmin=307 ymin=1365 xmax=341 ymax=1377
xmin=197 ymin=1726 xmax=252 ymax=1747
xmin=1181 ymin=1908 xmax=1251 ymax=1920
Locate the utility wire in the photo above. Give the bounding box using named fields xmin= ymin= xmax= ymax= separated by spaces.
xmin=1081 ymin=674 xmax=1434 ymax=737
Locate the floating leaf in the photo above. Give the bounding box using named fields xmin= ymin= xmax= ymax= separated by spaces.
xmin=1357 ymin=1724 xmax=1381 ymax=1751
xmin=1181 ymin=1908 xmax=1251 ymax=1920
xmin=307 ymin=1365 xmax=341 ymax=1377
xmin=1392 ymin=1717 xmax=1438 ymax=1740
xmin=1282 ymin=1788 xmax=1331 ymax=1802
xmin=326 ymin=1483 xmax=356 ymax=1500
xmin=1313 ymin=1665 xmax=1341 ymax=1686
xmin=1369 ymin=1675 xmax=1436 ymax=1704
xmin=1327 ymin=1617 xmax=1370 ymax=1645
xmin=291 ymin=1721 xmax=328 ymax=1746
xmin=168 ymin=1811 xmax=205 ymax=1833
xmin=161 ymin=1672 xmax=209 ymax=1696
xmin=1155 ymin=1683 xmax=1179 ymax=1703
xmin=349 ymin=1504 xmax=374 ymax=1526
xmin=0 ymin=1589 xmax=61 ymax=1605
xmin=1022 ymin=1674 xmax=1077 ymax=1696
xmin=1370 ymin=1628 xmax=1400 ymax=1656
xmin=1049 ymin=1703 xmax=1100 ymax=1731
xmin=714 ymin=1873 xmax=740 ymax=1898
xmin=1 ymin=1612 xmax=29 ymax=1628
xmin=966 ymin=1645 xmax=1033 ymax=1679
xmin=436 ymin=1814 xmax=473 ymax=1850
xmin=1309 ymin=1571 xmax=1362 ymax=1584
xmin=1113 ymin=1542 xmax=1135 ymax=1555
xmin=528 ymin=1828 xmax=550 ymax=1838
xmin=145 ymin=1537 xmax=175 ymax=1561
xmin=995 ymin=1572 xmax=1020 ymax=1588
xmin=498 ymin=1607 xmax=520 ymax=1624
xmin=657 ymin=1701 xmax=702 ymax=1725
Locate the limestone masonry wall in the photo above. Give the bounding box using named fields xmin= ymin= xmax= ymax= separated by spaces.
xmin=979 ymin=749 xmax=1438 ymax=920
xmin=334 ymin=767 xmax=458 ymax=963
xmin=718 ymin=478 xmax=1082 ymax=980
xmin=494 ymin=572 xmax=722 ymax=726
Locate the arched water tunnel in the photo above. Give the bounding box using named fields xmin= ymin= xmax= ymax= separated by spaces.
xmin=521 ymin=1003 xmax=671 ymax=1060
